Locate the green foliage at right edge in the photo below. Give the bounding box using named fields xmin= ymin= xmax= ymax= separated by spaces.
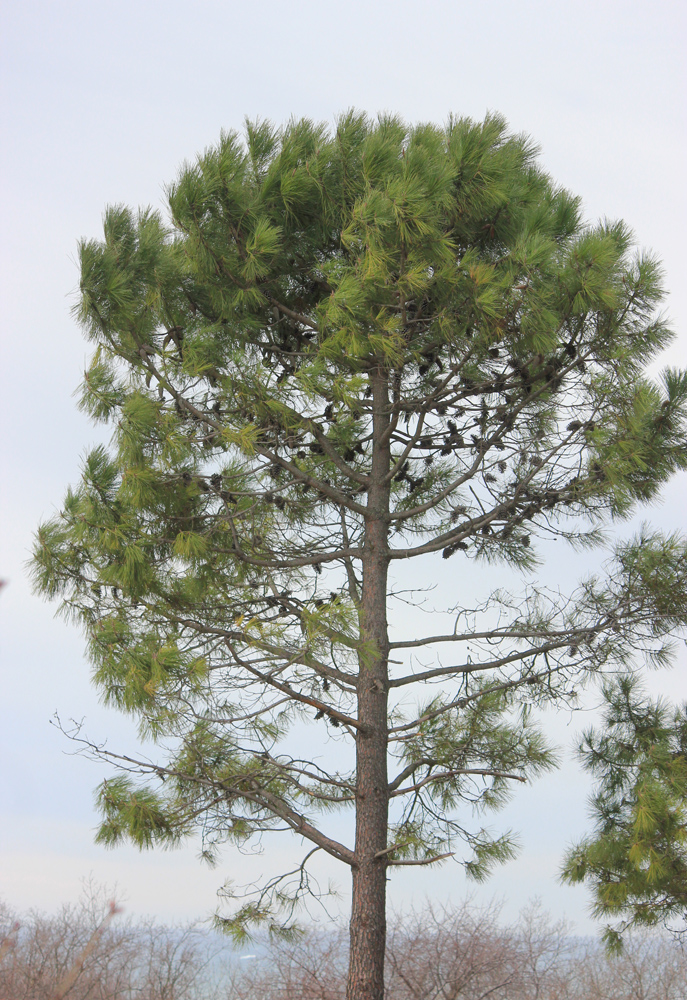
xmin=563 ymin=670 xmax=687 ymax=950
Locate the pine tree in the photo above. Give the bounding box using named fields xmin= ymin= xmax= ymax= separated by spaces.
xmin=32 ymin=112 xmax=687 ymax=1000
xmin=563 ymin=670 xmax=687 ymax=951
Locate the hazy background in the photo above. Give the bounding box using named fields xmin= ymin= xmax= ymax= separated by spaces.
xmin=1 ymin=0 xmax=685 ymax=932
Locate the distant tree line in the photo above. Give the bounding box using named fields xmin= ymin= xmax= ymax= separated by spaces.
xmin=1 ymin=886 xmax=684 ymax=999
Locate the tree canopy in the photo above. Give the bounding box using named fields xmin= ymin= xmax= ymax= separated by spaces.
xmin=33 ymin=111 xmax=687 ymax=999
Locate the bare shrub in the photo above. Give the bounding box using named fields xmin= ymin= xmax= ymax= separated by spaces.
xmin=2 ymin=889 xmax=685 ymax=999
xmin=228 ymin=927 xmax=348 ymax=1000
xmin=0 ymin=884 xmax=223 ymax=1000
xmin=228 ymin=900 xmax=687 ymax=1000
xmin=384 ymin=899 xmax=577 ymax=1000
xmin=563 ymin=933 xmax=687 ymax=1000
xmin=386 ymin=900 xmax=523 ymax=1000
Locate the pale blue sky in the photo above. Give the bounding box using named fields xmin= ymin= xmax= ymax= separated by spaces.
xmin=1 ymin=0 xmax=686 ymax=930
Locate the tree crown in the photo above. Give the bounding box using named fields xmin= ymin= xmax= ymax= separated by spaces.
xmin=33 ymin=111 xmax=687 ymax=942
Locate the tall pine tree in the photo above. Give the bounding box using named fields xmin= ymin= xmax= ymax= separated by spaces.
xmin=33 ymin=113 xmax=687 ymax=1000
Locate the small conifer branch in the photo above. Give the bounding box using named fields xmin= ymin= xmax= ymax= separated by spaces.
xmin=300 ymin=418 xmax=371 ymax=487
xmin=252 ymin=393 xmax=371 ymax=487
xmin=162 ymin=610 xmax=358 ymax=687
xmin=72 ymin=727 xmax=356 ymax=865
xmin=390 ymin=768 xmax=527 ymax=798
xmin=387 ymin=408 xmax=602 ymax=531
xmin=255 ymin=445 xmax=370 ymax=514
xmin=226 ymin=642 xmax=363 ymax=730
xmin=386 ymin=852 xmax=454 ymax=867
xmin=133 ymin=350 xmax=216 ymax=430
xmin=374 ymin=842 xmax=406 ymax=857
xmin=388 ymin=758 xmax=436 ymax=792
xmin=378 ymin=405 xmax=401 ymax=448
xmin=243 ymin=635 xmax=358 ymax=687
xmin=388 ymin=472 xmax=595 ymax=557
xmin=247 ymin=788 xmax=355 ymax=865
xmin=389 ymin=624 xmax=593 ymax=650
xmin=176 ymin=694 xmax=293 ymax=726
xmin=227 ymin=779 xmax=356 ymax=863
xmin=215 ymin=529 xmax=363 ymax=570
xmin=389 ymin=664 xmax=578 ymax=737
xmin=388 ymin=451 xmax=493 ymax=524
xmin=389 ymin=635 xmax=586 ymax=689
xmin=266 ymin=295 xmax=319 ymax=333
xmin=259 ymin=754 xmax=356 ymax=796
xmin=384 ymin=412 xmax=427 ymax=480
xmin=340 ymin=509 xmax=362 ymax=606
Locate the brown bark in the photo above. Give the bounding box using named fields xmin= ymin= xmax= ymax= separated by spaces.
xmin=346 ymin=367 xmax=391 ymax=1000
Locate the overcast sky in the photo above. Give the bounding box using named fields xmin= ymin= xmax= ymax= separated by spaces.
xmin=1 ymin=0 xmax=686 ymax=933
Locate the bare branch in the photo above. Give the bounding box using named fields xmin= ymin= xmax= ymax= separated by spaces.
xmin=386 ymin=852 xmax=455 ymax=867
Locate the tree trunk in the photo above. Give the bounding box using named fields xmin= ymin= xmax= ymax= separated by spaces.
xmin=347 ymin=367 xmax=391 ymax=1000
